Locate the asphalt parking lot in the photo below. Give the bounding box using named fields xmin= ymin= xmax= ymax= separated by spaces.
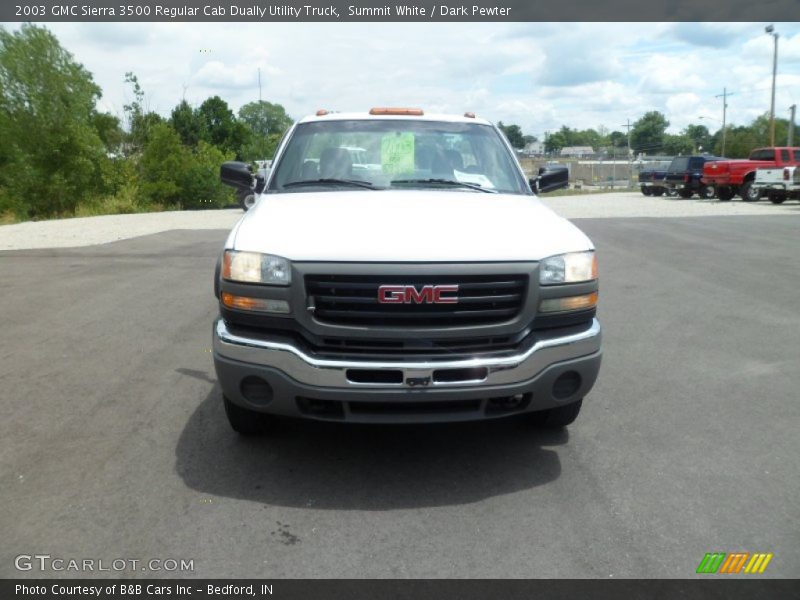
xmin=1 ymin=196 xmax=798 ymax=578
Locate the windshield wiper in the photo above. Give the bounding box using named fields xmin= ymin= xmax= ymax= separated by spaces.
xmin=390 ymin=178 xmax=496 ymax=193
xmin=282 ymin=178 xmax=377 ymax=190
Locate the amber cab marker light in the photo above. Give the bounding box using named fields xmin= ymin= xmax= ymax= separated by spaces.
xmin=464 ymin=111 xmax=476 ymax=118
xmin=315 ymin=109 xmax=329 ymax=116
xmin=369 ymin=107 xmax=424 ymax=116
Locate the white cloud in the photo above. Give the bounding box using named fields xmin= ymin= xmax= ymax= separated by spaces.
xmin=12 ymin=21 xmax=800 ymax=138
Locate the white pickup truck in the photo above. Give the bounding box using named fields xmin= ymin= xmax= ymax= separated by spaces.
xmin=753 ymin=165 xmax=800 ymax=204
xmin=215 ymin=108 xmax=601 ymax=435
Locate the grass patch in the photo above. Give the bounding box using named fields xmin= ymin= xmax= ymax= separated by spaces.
xmin=73 ymin=188 xmax=169 ymax=217
xmin=0 ymin=211 xmax=20 ymax=225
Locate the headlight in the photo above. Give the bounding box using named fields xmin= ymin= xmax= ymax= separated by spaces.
xmin=222 ymin=251 xmax=291 ymax=285
xmin=539 ymin=251 xmax=597 ymax=285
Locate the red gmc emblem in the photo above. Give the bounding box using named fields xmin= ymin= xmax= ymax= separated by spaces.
xmin=378 ymin=284 xmax=459 ymax=304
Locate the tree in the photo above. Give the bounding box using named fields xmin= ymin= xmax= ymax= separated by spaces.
xmin=91 ymin=111 xmax=124 ymax=153
xmin=0 ymin=24 xmax=106 ymax=218
xmin=662 ymin=134 xmax=693 ymax=155
xmin=237 ymin=100 xmax=291 ymax=161
xmin=170 ymin=99 xmax=204 ymax=147
xmin=609 ymin=131 xmax=627 ymax=148
xmin=683 ymin=124 xmax=712 ymax=153
xmin=497 ymin=121 xmax=525 ymax=149
xmin=631 ymin=111 xmax=669 ymax=154
xmin=123 ymin=72 xmax=164 ymax=153
xmin=545 ymin=130 xmax=567 ymax=153
xmin=238 ymin=100 xmax=292 ymax=137
xmin=137 ymin=122 xmax=188 ymax=207
xmin=711 ymin=113 xmax=790 ymax=157
xmin=138 ymin=122 xmax=234 ymax=209
xmin=197 ymin=95 xmax=249 ymax=157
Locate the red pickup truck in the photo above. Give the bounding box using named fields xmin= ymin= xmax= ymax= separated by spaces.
xmin=703 ymin=147 xmax=800 ymax=201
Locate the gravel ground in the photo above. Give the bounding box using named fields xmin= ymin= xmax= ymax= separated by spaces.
xmin=0 ymin=208 xmax=242 ymax=251
xmin=543 ymin=191 xmax=800 ymax=219
xmin=1 ymin=192 xmax=797 ymax=250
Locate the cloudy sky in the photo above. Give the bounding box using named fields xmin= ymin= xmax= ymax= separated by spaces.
xmin=7 ymin=21 xmax=800 ymax=138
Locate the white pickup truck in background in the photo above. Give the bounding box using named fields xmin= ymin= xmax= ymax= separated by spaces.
xmin=753 ymin=165 xmax=800 ymax=204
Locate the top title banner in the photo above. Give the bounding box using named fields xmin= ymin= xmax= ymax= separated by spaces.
xmin=2 ymin=0 xmax=797 ymax=21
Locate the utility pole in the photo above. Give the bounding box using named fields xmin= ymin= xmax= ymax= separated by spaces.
xmin=789 ymin=104 xmax=796 ymax=146
xmin=622 ymin=119 xmax=632 ymax=186
xmin=715 ymin=88 xmax=733 ymax=156
xmin=612 ymin=147 xmax=616 ymax=189
xmin=622 ymin=118 xmax=632 ymax=157
xmin=766 ymin=25 xmax=779 ymax=146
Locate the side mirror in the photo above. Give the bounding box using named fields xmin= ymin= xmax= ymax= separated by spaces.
xmin=530 ymin=165 xmax=569 ymax=194
xmin=254 ymin=174 xmax=266 ymax=194
xmin=220 ymin=161 xmax=253 ymax=190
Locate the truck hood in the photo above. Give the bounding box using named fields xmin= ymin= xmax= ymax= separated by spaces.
xmin=229 ymin=190 xmax=593 ymax=262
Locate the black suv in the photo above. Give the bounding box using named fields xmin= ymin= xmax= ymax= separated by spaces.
xmin=664 ymin=155 xmax=723 ymax=199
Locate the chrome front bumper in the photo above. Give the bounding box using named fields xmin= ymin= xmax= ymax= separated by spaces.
xmin=213 ymin=317 xmax=602 ymax=389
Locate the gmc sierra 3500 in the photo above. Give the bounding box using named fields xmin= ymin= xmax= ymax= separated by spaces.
xmin=214 ymin=108 xmax=602 ymax=434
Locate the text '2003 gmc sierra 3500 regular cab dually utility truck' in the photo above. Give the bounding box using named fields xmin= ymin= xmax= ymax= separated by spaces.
xmin=214 ymin=108 xmax=602 ymax=435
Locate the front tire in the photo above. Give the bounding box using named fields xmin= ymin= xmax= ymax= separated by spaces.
xmin=699 ymin=185 xmax=715 ymax=199
xmin=239 ymin=192 xmax=257 ymax=211
xmin=716 ymin=186 xmax=734 ymax=201
xmin=528 ymin=399 xmax=583 ymax=428
xmin=768 ymin=192 xmax=786 ymax=204
xmin=224 ymin=395 xmax=274 ymax=435
xmin=740 ymin=181 xmax=760 ymax=202
xmin=652 ymin=188 xmax=665 ymax=197
xmin=641 ymin=187 xmax=652 ymax=196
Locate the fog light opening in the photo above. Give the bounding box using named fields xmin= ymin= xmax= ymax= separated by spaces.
xmin=240 ymin=376 xmax=274 ymax=405
xmin=552 ymin=371 xmax=581 ymax=400
xmin=486 ymin=393 xmax=531 ymax=415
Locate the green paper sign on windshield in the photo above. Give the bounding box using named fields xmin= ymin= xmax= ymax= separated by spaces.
xmin=381 ymin=132 xmax=415 ymax=175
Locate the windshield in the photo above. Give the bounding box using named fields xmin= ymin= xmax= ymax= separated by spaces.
xmin=668 ymin=157 xmax=689 ymax=172
xmin=268 ymin=119 xmax=528 ymax=194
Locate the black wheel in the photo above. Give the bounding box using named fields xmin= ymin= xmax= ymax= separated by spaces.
xmin=768 ymin=192 xmax=786 ymax=205
xmin=652 ymin=188 xmax=665 ymax=197
xmin=716 ymin=186 xmax=734 ymax=201
xmin=678 ymin=189 xmax=693 ymax=199
xmin=740 ymin=180 xmax=760 ymax=202
xmin=239 ymin=192 xmax=257 ymax=211
xmin=666 ymin=188 xmax=677 ymax=197
xmin=641 ymin=187 xmax=652 ymax=196
xmin=699 ymin=185 xmax=715 ymax=199
xmin=528 ymin=399 xmax=583 ymax=428
xmin=223 ymin=395 xmax=274 ymax=435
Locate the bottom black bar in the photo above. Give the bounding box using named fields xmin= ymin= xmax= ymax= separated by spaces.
xmin=1 ymin=579 xmax=798 ymax=600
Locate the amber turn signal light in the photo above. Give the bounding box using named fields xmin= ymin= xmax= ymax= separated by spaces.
xmin=539 ymin=292 xmax=598 ymax=313
xmin=221 ymin=292 xmax=290 ymax=314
